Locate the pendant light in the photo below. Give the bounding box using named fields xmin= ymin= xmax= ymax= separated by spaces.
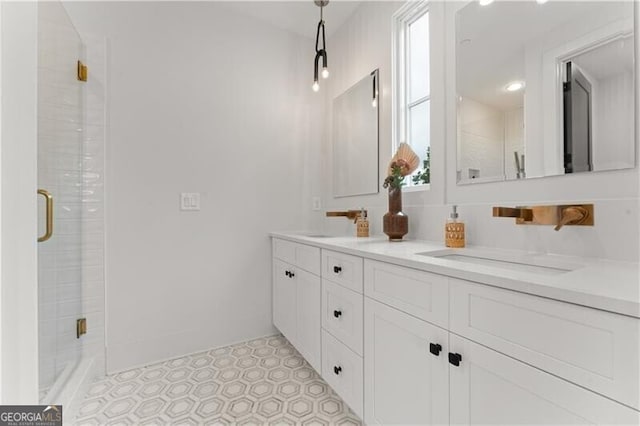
xmin=313 ymin=0 xmax=329 ymax=92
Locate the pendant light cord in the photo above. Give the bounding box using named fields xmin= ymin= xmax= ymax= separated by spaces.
xmin=312 ymin=1 xmax=328 ymax=89
xmin=315 ymin=5 xmax=326 ymax=54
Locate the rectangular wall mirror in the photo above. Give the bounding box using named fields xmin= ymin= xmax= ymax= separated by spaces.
xmin=333 ymin=69 xmax=379 ymax=197
xmin=455 ymin=1 xmax=635 ymax=184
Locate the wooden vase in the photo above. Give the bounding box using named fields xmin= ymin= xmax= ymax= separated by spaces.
xmin=383 ymin=187 xmax=408 ymax=241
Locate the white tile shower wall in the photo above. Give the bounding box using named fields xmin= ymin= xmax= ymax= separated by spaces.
xmin=318 ymin=1 xmax=638 ymax=262
xmin=38 ymin=1 xmax=107 ymax=395
xmin=37 ymin=1 xmax=85 ymax=391
xmin=63 ymin=2 xmax=321 ymax=372
xmin=80 ymin=32 xmax=107 ymax=378
xmin=458 ymin=98 xmax=505 ymax=180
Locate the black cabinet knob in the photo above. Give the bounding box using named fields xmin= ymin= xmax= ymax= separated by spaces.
xmin=429 ymin=343 xmax=442 ymax=356
xmin=289 ymin=271 xmax=295 ymax=278
xmin=333 ymin=310 xmax=342 ymax=318
xmin=448 ymin=352 xmax=462 ymax=367
xmin=333 ymin=365 xmax=342 ymax=375
xmin=285 ymin=271 xmax=290 ymax=277
xmin=333 ymin=266 xmax=342 ymax=274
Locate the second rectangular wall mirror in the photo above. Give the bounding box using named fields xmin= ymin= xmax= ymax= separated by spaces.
xmin=455 ymin=1 xmax=635 ymax=184
xmin=333 ymin=69 xmax=379 ymax=197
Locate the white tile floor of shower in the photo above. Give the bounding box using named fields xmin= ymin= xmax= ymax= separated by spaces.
xmin=74 ymin=335 xmax=362 ymax=425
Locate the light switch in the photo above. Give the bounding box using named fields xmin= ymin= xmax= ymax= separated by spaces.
xmin=180 ymin=193 xmax=200 ymax=211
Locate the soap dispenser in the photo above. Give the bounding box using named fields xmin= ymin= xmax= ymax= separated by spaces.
xmin=356 ymin=208 xmax=369 ymax=238
xmin=445 ymin=205 xmax=465 ymax=248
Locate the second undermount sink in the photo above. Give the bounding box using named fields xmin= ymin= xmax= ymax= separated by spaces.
xmin=416 ymin=248 xmax=585 ymax=276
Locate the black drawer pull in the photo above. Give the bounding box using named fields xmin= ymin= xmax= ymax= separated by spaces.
xmin=289 ymin=271 xmax=295 ymax=278
xmin=333 ymin=365 xmax=342 ymax=375
xmin=429 ymin=343 xmax=442 ymax=356
xmin=448 ymin=352 xmax=462 ymax=367
xmin=333 ymin=310 xmax=342 ymax=318
xmin=285 ymin=270 xmax=290 ymax=277
xmin=333 ymin=266 xmax=342 ymax=274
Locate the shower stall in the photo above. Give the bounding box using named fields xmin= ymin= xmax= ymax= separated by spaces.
xmin=37 ymin=1 xmax=105 ymax=417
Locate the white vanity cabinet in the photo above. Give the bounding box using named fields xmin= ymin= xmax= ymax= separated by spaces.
xmin=363 ymin=258 xmax=638 ymax=425
xmin=272 ymin=239 xmax=321 ymax=372
xmin=271 ymin=236 xmax=640 ymax=425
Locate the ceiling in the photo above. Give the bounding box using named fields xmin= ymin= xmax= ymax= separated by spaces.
xmin=219 ymin=1 xmax=362 ymax=39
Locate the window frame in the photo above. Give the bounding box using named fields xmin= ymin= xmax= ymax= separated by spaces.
xmin=392 ymin=0 xmax=430 ymax=190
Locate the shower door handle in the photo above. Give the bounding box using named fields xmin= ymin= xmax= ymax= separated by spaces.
xmin=37 ymin=189 xmax=53 ymax=242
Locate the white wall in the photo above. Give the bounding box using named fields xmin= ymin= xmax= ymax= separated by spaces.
xmin=0 ymin=1 xmax=39 ymax=403
xmin=64 ymin=1 xmax=320 ymax=372
xmin=316 ymin=1 xmax=638 ymax=262
xmin=592 ymin=70 xmax=635 ymax=170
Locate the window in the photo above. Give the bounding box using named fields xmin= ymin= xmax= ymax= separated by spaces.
xmin=393 ymin=1 xmax=430 ymax=188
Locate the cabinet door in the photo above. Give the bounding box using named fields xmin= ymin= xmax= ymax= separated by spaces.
xmin=273 ymin=259 xmax=296 ymax=345
xmin=450 ymin=278 xmax=639 ymax=409
xmin=364 ymin=297 xmax=449 ymax=426
xmin=296 ymin=269 xmax=321 ymax=372
xmin=449 ymin=334 xmax=640 ymax=425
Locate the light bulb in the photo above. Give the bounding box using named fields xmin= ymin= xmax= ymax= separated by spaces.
xmin=312 ymin=81 xmax=320 ymax=92
xmin=372 ymin=98 xmax=377 ymax=107
xmin=322 ymin=67 xmax=329 ymax=79
xmin=505 ymin=81 xmax=525 ymax=92
xmin=479 ymin=0 xmax=494 ymax=5
xmin=536 ymin=0 xmax=549 ymax=3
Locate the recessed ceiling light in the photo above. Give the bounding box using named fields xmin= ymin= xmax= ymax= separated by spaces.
xmin=536 ymin=0 xmax=549 ymax=4
xmin=505 ymin=81 xmax=525 ymax=92
xmin=479 ymin=0 xmax=495 ymax=6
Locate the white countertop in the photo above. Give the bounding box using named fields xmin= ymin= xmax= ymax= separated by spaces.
xmin=270 ymin=232 xmax=640 ymax=318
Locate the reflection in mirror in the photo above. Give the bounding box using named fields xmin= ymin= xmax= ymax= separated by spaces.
xmin=333 ymin=69 xmax=379 ymax=197
xmin=456 ymin=1 xmax=635 ymax=184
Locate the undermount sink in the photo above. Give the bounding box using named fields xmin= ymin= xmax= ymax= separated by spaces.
xmin=416 ymin=248 xmax=584 ymax=276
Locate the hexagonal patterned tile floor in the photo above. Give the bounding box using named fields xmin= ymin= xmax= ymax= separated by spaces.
xmin=75 ymin=335 xmax=362 ymax=425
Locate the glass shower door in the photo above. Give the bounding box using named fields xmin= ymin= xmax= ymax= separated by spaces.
xmin=37 ymin=1 xmax=84 ymax=399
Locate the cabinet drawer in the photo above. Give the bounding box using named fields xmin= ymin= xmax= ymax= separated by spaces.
xmin=322 ymin=280 xmax=364 ymax=355
xmin=322 ymin=330 xmax=364 ymax=418
xmin=273 ymin=238 xmax=320 ymax=276
xmin=450 ymin=279 xmax=640 ymax=409
xmin=322 ymin=250 xmax=363 ymax=293
xmin=364 ymin=259 xmax=448 ymax=328
xmin=449 ymin=334 xmax=639 ymax=425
